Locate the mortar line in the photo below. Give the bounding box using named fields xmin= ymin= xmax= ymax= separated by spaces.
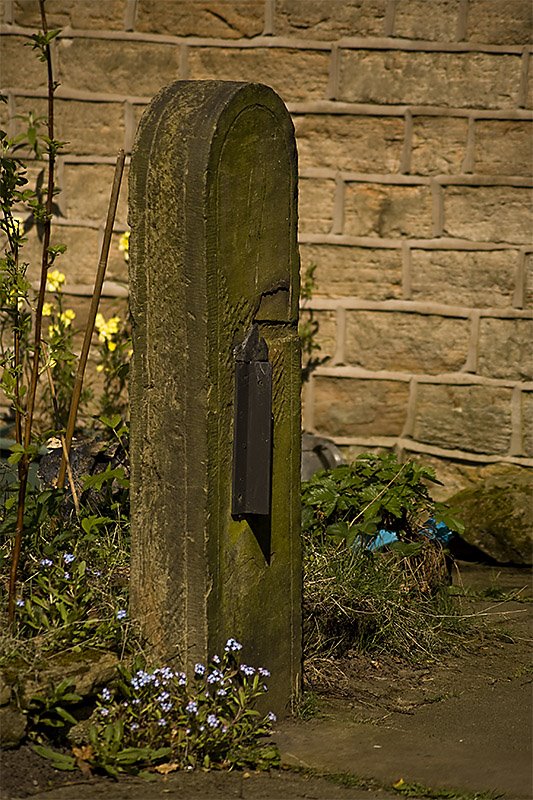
xmin=383 ymin=0 xmax=397 ymax=36
xmin=513 ymin=250 xmax=527 ymax=309
xmin=263 ymin=0 xmax=274 ymax=36
xmin=3 ymin=0 xmax=13 ymax=24
xmin=431 ymin=179 xmax=444 ymax=237
xmin=401 ymin=242 xmax=412 ymax=299
xmin=123 ymin=0 xmax=137 ymax=31
xmin=302 ymin=375 xmax=315 ymax=432
xmin=327 ymin=43 xmax=339 ymax=101
xmin=7 ymin=93 xmax=16 ymax=138
xmin=298 ymin=234 xmax=530 ymax=250
xmin=55 ymin=158 xmax=66 ymax=214
xmin=509 ymin=385 xmax=523 ymax=455
xmin=464 ymin=310 xmax=480 ymax=373
xmin=2 ymin=23 xmax=529 ymax=53
xmin=331 ymin=175 xmax=345 ymax=235
xmin=456 ymin=0 xmax=469 ymax=41
xmin=399 ymin=109 xmax=413 ymax=174
xmin=461 ymin=115 xmax=475 ymax=174
xmin=518 ymin=47 xmax=530 ymax=108
xmin=123 ymin=100 xmax=136 ymax=154
xmin=180 ymin=44 xmax=189 ymax=80
xmin=9 ymin=87 xmax=533 ymax=118
xmin=401 ymin=377 xmax=418 ymax=439
xmin=312 ymin=366 xmax=533 ymax=390
xmin=333 ymin=307 xmax=346 ymax=365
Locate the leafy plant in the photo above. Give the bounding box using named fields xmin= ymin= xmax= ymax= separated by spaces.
xmin=302 ymin=451 xmax=463 ymax=550
xmin=26 ymin=678 xmax=82 ymax=742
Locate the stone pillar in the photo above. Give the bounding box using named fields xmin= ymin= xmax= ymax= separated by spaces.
xmin=128 ymin=81 xmax=301 ymax=715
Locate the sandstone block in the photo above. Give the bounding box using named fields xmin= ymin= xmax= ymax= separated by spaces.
xmin=300 ymin=309 xmax=337 ymax=361
xmin=313 ymin=376 xmax=410 ymax=437
xmin=299 ymin=243 xmax=403 ymax=299
xmin=299 ymin=177 xmax=336 ymax=234
xmin=477 ymin=317 xmax=533 ymax=380
xmin=274 ymin=0 xmax=386 ymax=39
xmin=522 ymin=391 xmax=533 ymax=456
xmin=410 ymin=116 xmax=469 ymax=176
xmin=63 ymin=163 xmax=128 ymax=224
xmin=344 ymin=183 xmax=433 ymax=238
xmin=443 ymin=186 xmax=533 ymax=244
xmin=338 ymin=50 xmax=521 ymax=109
xmin=13 ymin=0 xmax=126 ymax=28
xmin=0 ymin=36 xmax=48 ymax=89
xmin=393 ymin=0 xmax=460 ymax=41
xmin=293 ymin=114 xmax=404 ymax=173
xmin=9 ymin=96 xmax=48 ymax=144
xmin=465 ymin=0 xmax=532 ymax=45
xmin=412 ymin=384 xmax=513 ymax=454
xmin=24 ymin=225 xmax=102 ymax=287
xmin=135 ymin=0 xmax=264 ymax=37
xmin=410 ymin=249 xmax=518 ymax=308
xmin=187 ymin=47 xmax=330 ymax=103
xmin=58 ymin=38 xmax=181 ymax=97
xmin=345 ymin=311 xmax=470 ymax=373
xmin=474 ymin=121 xmax=533 ymax=176
xmin=55 ymin=100 xmax=125 ymax=157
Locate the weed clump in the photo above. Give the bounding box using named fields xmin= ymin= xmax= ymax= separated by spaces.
xmin=302 ymin=452 xmax=464 ymax=662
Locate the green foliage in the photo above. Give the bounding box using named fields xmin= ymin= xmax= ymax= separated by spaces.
xmin=27 ymin=678 xmax=82 ymax=742
xmin=82 ymin=641 xmax=279 ymax=776
xmin=302 ymin=451 xmax=464 ymax=549
xmin=0 ymin=464 xmax=131 ymax=660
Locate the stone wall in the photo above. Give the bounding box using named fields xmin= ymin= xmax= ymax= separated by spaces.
xmin=1 ymin=0 xmax=531 ymax=481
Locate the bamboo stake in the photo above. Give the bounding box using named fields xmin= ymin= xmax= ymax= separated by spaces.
xmin=57 ymin=149 xmax=125 ymax=490
xmin=41 ymin=341 xmax=80 ymax=515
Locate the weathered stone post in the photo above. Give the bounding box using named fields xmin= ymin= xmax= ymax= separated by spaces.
xmin=128 ymin=81 xmax=301 ymax=714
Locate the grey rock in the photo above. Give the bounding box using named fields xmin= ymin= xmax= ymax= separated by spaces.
xmin=301 ymin=432 xmax=345 ymax=481
xmin=0 ymin=705 xmax=27 ymax=748
xmin=448 ymin=467 xmax=533 ymax=565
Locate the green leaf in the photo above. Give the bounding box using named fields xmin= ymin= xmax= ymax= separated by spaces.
xmin=54 ymin=706 xmax=77 ymax=725
xmin=325 ymin=521 xmax=350 ymax=542
xmin=31 ymin=744 xmax=76 ymax=771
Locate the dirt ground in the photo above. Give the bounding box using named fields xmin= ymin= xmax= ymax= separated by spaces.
xmin=1 ymin=562 xmax=531 ymax=800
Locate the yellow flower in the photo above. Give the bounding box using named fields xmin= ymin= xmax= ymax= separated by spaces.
xmin=107 ymin=340 xmax=117 ymax=352
xmin=46 ymin=269 xmax=66 ymax=293
xmin=96 ymin=364 xmax=104 ymax=373
xmin=60 ymin=309 xmax=76 ymax=326
xmin=118 ymin=231 xmax=130 ymax=262
xmin=42 ymin=302 xmax=53 ymax=317
xmin=107 ymin=316 xmax=120 ymax=334
xmin=95 ymin=313 xmax=105 ymax=333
